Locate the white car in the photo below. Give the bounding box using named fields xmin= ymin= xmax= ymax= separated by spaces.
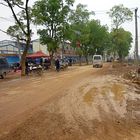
xmin=93 ymin=55 xmax=103 ymax=68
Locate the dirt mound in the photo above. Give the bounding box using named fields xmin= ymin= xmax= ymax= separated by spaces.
xmin=123 ymin=69 xmax=140 ymax=85
xmin=108 ymin=63 xmax=140 ymax=86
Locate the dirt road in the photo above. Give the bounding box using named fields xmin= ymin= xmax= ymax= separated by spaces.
xmin=0 ymin=64 xmax=140 ymax=140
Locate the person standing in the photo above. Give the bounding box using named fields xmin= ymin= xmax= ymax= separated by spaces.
xmin=40 ymin=58 xmax=43 ymax=66
xmin=69 ymin=58 xmax=72 ymax=66
xmin=55 ymin=58 xmax=60 ymax=72
xmin=25 ymin=60 xmax=29 ymax=75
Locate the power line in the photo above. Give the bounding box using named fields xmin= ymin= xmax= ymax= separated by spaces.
xmin=0 ymin=28 xmax=9 ymax=35
xmin=0 ymin=16 xmax=15 ymax=23
xmin=92 ymin=8 xmax=136 ymax=15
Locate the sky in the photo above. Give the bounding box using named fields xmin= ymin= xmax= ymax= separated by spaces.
xmin=0 ymin=0 xmax=140 ymax=54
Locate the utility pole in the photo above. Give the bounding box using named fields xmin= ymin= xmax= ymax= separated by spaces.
xmin=135 ymin=8 xmax=139 ymax=62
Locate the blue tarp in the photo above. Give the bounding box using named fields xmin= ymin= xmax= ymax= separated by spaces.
xmin=6 ymin=56 xmax=20 ymax=65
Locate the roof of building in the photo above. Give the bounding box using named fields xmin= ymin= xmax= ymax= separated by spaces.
xmin=27 ymin=51 xmax=49 ymax=58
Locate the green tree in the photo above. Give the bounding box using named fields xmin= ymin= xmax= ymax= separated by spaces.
xmin=7 ymin=22 xmax=26 ymax=41
xmin=0 ymin=0 xmax=32 ymax=76
xmin=87 ymin=20 xmax=110 ymax=55
xmin=108 ymin=4 xmax=133 ymax=29
xmin=6 ymin=23 xmax=27 ymax=61
xmin=110 ymin=28 xmax=133 ymax=60
xmin=68 ymin=3 xmax=94 ymax=65
xmin=69 ymin=3 xmax=94 ymax=25
xmin=68 ymin=5 xmax=110 ymax=64
xmin=32 ymin=0 xmax=74 ymax=65
xmin=108 ymin=4 xmax=133 ymax=61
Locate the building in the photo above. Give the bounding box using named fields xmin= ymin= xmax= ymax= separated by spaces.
xmin=32 ymin=39 xmax=78 ymax=60
xmin=56 ymin=40 xmax=78 ymax=60
xmin=0 ymin=40 xmax=33 ymax=55
xmin=32 ymin=39 xmax=49 ymax=55
xmin=0 ymin=40 xmax=33 ymax=64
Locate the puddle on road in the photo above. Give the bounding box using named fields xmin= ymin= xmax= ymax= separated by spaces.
xmin=110 ymin=83 xmax=126 ymax=102
xmin=83 ymin=87 xmax=98 ymax=105
xmin=83 ymin=83 xmax=126 ymax=105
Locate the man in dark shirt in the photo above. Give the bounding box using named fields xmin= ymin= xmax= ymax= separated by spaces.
xmin=55 ymin=59 xmax=60 ymax=72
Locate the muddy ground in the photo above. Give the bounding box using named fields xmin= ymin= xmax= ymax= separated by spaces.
xmin=0 ymin=63 xmax=140 ymax=140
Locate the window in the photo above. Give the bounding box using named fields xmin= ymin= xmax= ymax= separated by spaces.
xmin=94 ymin=56 xmax=101 ymax=60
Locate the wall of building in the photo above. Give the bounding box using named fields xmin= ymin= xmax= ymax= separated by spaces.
xmin=0 ymin=40 xmax=33 ymax=64
xmin=0 ymin=40 xmax=33 ymax=55
xmin=56 ymin=41 xmax=77 ymax=59
xmin=32 ymin=39 xmax=49 ymax=55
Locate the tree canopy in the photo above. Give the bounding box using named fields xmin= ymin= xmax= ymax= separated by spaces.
xmin=108 ymin=4 xmax=133 ymax=29
xmin=68 ymin=4 xmax=110 ymax=64
xmin=32 ymin=0 xmax=74 ymax=60
xmin=108 ymin=4 xmax=133 ymax=60
xmin=110 ymin=28 xmax=133 ymax=60
xmin=0 ymin=0 xmax=32 ymax=76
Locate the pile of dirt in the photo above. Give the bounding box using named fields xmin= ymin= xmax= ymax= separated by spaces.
xmin=107 ymin=63 xmax=134 ymax=76
xmin=108 ymin=63 xmax=140 ymax=85
xmin=123 ymin=69 xmax=140 ymax=85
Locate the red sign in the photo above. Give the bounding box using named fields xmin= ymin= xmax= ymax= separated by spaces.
xmin=76 ymin=41 xmax=81 ymax=48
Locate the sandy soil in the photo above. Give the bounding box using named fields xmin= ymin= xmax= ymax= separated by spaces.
xmin=0 ymin=64 xmax=140 ymax=140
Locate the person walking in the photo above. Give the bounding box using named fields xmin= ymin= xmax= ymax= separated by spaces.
xmin=55 ymin=58 xmax=60 ymax=72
